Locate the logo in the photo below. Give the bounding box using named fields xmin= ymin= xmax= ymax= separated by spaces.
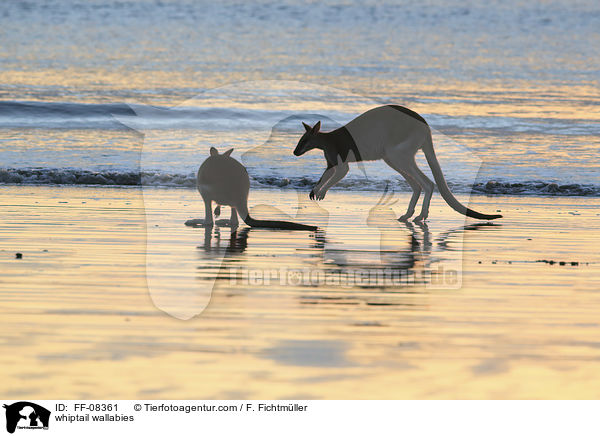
xmin=3 ymin=402 xmax=50 ymax=434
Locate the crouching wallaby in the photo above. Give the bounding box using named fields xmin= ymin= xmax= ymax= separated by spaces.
xmin=190 ymin=147 xmax=317 ymax=231
xmin=293 ymin=105 xmax=502 ymax=222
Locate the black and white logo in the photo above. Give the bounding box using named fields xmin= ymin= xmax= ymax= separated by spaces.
xmin=3 ymin=402 xmax=50 ymax=434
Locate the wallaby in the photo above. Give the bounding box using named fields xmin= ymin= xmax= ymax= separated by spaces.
xmin=293 ymin=105 xmax=502 ymax=222
xmin=191 ymin=147 xmax=317 ymax=231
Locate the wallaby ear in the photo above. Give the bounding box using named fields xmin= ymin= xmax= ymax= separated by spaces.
xmin=223 ymin=148 xmax=234 ymax=157
xmin=302 ymin=122 xmax=311 ymax=132
xmin=312 ymin=121 xmax=321 ymax=133
xmin=209 ymin=147 xmax=219 ymax=156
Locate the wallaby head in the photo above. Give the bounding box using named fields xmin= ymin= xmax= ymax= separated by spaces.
xmin=293 ymin=121 xmax=321 ymax=156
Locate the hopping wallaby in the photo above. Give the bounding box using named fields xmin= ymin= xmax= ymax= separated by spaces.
xmin=191 ymin=147 xmax=317 ymax=230
xmin=293 ymin=105 xmax=502 ymax=222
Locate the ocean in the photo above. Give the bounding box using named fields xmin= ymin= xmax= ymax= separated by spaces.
xmin=0 ymin=0 xmax=598 ymax=196
xmin=3 ymin=0 xmax=600 ymax=401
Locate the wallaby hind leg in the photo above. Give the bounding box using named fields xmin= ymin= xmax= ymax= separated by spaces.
xmin=184 ymin=194 xmax=215 ymax=227
xmin=229 ymin=207 xmax=239 ymax=229
xmin=383 ymin=157 xmax=421 ymax=221
xmin=399 ymin=175 xmax=422 ymax=221
xmin=202 ymin=194 xmax=214 ymax=227
xmin=215 ymin=207 xmax=239 ymax=230
xmin=404 ymin=160 xmax=434 ymax=222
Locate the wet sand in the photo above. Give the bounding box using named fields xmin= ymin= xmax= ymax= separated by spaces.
xmin=1 ymin=185 xmax=599 ymax=399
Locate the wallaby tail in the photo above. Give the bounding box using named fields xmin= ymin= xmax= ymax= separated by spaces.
xmin=244 ymin=216 xmax=317 ymax=231
xmin=237 ymin=203 xmax=317 ymax=231
xmin=422 ymin=134 xmax=502 ymax=220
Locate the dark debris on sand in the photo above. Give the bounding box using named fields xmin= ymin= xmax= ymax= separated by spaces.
xmin=537 ymin=259 xmax=580 ymax=266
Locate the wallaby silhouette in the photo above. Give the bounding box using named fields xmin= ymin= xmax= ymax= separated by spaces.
xmin=191 ymin=147 xmax=317 ymax=230
xmin=294 ymin=105 xmax=502 ymax=222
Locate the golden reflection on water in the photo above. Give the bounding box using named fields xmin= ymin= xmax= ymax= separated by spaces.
xmin=2 ymin=67 xmax=599 ymax=120
xmin=1 ymin=186 xmax=599 ymax=398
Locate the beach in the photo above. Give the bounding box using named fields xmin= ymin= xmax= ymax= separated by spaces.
xmin=1 ymin=0 xmax=599 ymax=405
xmin=1 ymin=185 xmax=599 ymax=399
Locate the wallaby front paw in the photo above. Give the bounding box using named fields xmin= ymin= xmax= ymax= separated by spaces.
xmin=398 ymin=211 xmax=414 ymax=221
xmin=185 ymin=218 xmax=214 ymax=227
xmin=213 ymin=218 xmax=240 ymax=228
xmin=309 ymin=190 xmax=316 ymax=200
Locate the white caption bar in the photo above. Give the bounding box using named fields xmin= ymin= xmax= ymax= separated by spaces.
xmin=1 ymin=400 xmax=599 ymax=435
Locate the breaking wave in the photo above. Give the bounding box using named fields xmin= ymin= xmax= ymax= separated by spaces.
xmin=1 ymin=100 xmax=599 ymax=136
xmin=1 ymin=167 xmax=599 ymax=197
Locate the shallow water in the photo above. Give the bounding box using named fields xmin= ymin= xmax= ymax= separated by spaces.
xmin=0 ymin=0 xmax=599 ymax=191
xmin=1 ymin=186 xmax=599 ymax=398
xmin=1 ymin=0 xmax=599 ymax=400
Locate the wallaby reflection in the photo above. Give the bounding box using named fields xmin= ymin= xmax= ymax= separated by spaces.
xmin=197 ymin=226 xmax=251 ymax=256
xmin=366 ymin=187 xmax=431 ymax=269
xmin=436 ymin=222 xmax=501 ymax=251
xmin=192 ymin=193 xmax=494 ymax=290
xmin=316 ymin=188 xmax=430 ymax=273
xmin=196 ymin=210 xmax=493 ymax=269
xmin=194 ymin=226 xmax=251 ymax=287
